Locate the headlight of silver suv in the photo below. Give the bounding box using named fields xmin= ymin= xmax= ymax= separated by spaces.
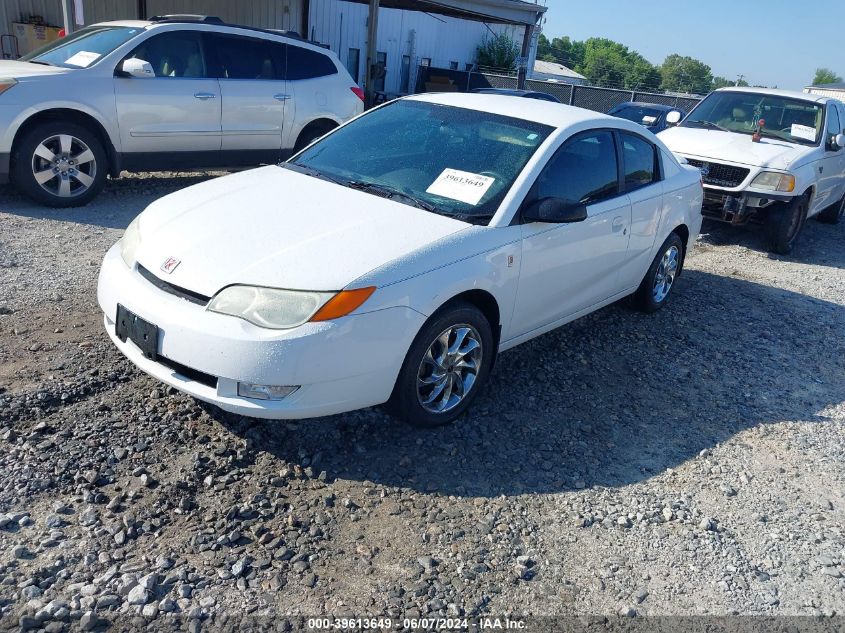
xmin=751 ymin=171 xmax=796 ymax=192
xmin=120 ymin=216 xmax=142 ymax=267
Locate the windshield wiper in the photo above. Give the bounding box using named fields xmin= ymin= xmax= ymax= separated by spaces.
xmin=346 ymin=180 xmax=437 ymax=212
xmin=27 ymin=60 xmax=55 ymax=66
xmin=684 ymin=120 xmax=730 ymax=132
xmin=281 ymin=162 xmax=346 ymax=185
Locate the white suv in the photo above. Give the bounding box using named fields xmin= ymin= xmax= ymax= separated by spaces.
xmin=0 ymin=15 xmax=364 ymax=207
xmin=659 ymin=88 xmax=845 ymax=253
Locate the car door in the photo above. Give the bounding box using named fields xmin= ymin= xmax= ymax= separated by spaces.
xmin=205 ymin=32 xmax=289 ymax=163
xmin=510 ymin=130 xmax=632 ymax=337
xmin=113 ymin=29 xmax=221 ymax=158
xmin=284 ymin=43 xmax=343 ymax=150
xmin=816 ymin=103 xmax=845 ymax=212
xmin=616 ymin=132 xmax=664 ymax=289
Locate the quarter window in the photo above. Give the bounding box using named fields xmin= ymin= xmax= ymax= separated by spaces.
xmin=621 ymin=133 xmax=658 ymax=190
xmin=536 ymin=131 xmax=620 ymax=205
xmin=126 ymin=31 xmax=205 ymax=78
xmin=286 ymin=44 xmax=338 ymax=80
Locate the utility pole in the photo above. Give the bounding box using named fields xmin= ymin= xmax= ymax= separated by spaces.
xmin=363 ymin=0 xmax=380 ymax=109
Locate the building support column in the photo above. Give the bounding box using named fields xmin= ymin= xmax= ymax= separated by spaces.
xmin=301 ymin=0 xmax=310 ymax=38
xmin=517 ymin=22 xmax=533 ymax=89
xmin=364 ymin=0 xmax=380 ymax=108
xmin=60 ymin=0 xmax=74 ymax=34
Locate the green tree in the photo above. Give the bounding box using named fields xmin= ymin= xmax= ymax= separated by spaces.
xmin=813 ymin=67 xmax=842 ymax=85
xmin=538 ymin=34 xmax=585 ymax=70
xmin=476 ymin=33 xmax=519 ymax=71
xmin=576 ymin=38 xmax=661 ymax=90
xmin=712 ymin=76 xmax=749 ymax=90
xmin=660 ymin=54 xmax=713 ymax=94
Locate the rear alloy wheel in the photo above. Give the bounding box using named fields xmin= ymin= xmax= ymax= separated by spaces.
xmin=387 ymin=302 xmax=493 ymax=427
xmin=816 ymin=193 xmax=845 ymax=224
xmin=633 ymin=233 xmax=684 ymax=313
xmin=13 ymin=121 xmax=107 ymax=207
xmin=765 ymin=195 xmax=807 ymax=254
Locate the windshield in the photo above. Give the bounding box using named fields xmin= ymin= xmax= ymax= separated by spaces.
xmin=612 ymin=105 xmax=664 ymax=127
xmin=289 ymin=100 xmax=553 ymax=223
xmin=22 ymin=26 xmax=141 ymax=68
xmin=683 ymin=91 xmax=823 ymax=145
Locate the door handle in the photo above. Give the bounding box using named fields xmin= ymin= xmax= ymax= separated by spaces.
xmin=193 ymin=92 xmax=216 ymax=100
xmin=273 ymin=94 xmax=290 ymax=101
xmin=612 ymin=216 xmax=625 ymax=232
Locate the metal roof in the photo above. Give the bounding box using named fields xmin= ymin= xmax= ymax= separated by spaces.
xmin=340 ymin=0 xmax=546 ymax=26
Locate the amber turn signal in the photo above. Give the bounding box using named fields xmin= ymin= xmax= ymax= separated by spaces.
xmin=310 ymin=287 xmax=376 ymax=322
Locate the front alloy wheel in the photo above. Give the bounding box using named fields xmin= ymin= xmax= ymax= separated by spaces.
xmin=31 ymin=134 xmax=97 ymax=200
xmin=388 ymin=301 xmax=494 ymax=427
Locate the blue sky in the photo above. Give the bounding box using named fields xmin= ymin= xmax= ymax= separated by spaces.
xmin=541 ymin=0 xmax=841 ymax=90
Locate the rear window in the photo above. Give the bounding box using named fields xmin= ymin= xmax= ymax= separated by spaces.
xmin=207 ymin=34 xmax=281 ymax=79
xmin=286 ymin=45 xmax=337 ymax=80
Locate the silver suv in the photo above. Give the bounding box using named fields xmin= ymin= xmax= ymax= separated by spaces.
xmin=0 ymin=15 xmax=364 ymax=207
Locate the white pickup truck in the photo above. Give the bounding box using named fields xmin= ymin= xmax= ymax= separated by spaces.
xmin=659 ymin=88 xmax=845 ymax=253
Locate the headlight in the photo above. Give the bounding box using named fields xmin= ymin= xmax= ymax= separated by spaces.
xmin=751 ymin=171 xmax=796 ymax=192
xmin=207 ymin=285 xmax=375 ymax=329
xmin=0 ymin=79 xmax=17 ymax=96
xmin=120 ymin=216 xmax=142 ymax=267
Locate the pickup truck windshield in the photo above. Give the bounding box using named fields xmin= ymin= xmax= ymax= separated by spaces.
xmin=22 ymin=26 xmax=141 ymax=69
xmin=683 ymin=91 xmax=823 ymax=145
xmin=289 ymin=100 xmax=553 ymax=223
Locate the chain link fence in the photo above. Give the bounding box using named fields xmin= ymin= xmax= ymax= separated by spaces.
xmin=415 ymin=64 xmax=702 ymax=114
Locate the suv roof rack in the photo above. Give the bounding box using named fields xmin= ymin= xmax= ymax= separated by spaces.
xmin=149 ymin=15 xmax=225 ymax=24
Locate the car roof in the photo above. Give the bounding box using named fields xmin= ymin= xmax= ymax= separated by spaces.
xmin=714 ymin=86 xmax=834 ymax=104
xmin=88 ymin=19 xmax=313 ymax=48
xmin=407 ymin=92 xmax=620 ymax=130
xmin=613 ymin=101 xmax=680 ymax=112
xmin=474 ymin=88 xmax=530 ymax=95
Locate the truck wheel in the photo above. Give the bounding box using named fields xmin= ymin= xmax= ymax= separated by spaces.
xmin=765 ymin=196 xmax=807 ymax=255
xmin=816 ymin=194 xmax=845 ymax=224
xmin=633 ymin=233 xmax=684 ymax=313
xmin=12 ymin=121 xmax=108 ymax=208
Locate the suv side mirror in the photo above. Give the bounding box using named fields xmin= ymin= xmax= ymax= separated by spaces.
xmin=119 ymin=58 xmax=154 ymax=78
xmin=523 ymin=197 xmax=588 ymax=223
xmin=665 ymin=111 xmax=682 ymax=126
xmin=836 ymin=133 xmax=845 ymax=149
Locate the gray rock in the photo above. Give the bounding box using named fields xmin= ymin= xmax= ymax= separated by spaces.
xmin=79 ymin=612 xmax=99 ymax=631
xmin=158 ymin=598 xmax=177 ymax=613
xmin=417 ymin=556 xmax=437 ymax=570
xmin=618 ymin=606 xmax=637 ymax=618
xmin=127 ymin=585 xmax=151 ymax=605
xmin=96 ymin=594 xmax=120 ymax=609
xmin=231 ymin=558 xmax=250 ymax=577
xmin=699 ymin=517 xmax=715 ymax=531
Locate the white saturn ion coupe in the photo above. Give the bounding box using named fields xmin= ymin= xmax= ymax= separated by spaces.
xmin=98 ymin=93 xmax=703 ymax=427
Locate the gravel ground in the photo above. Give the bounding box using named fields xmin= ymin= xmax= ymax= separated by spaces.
xmin=0 ymin=173 xmax=844 ymax=632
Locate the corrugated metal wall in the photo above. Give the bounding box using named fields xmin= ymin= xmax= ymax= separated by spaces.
xmin=308 ymin=0 xmax=522 ymax=94
xmin=146 ymin=0 xmax=303 ymax=32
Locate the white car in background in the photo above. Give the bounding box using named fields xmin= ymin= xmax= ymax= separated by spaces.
xmin=98 ymin=94 xmax=703 ymax=427
xmin=0 ymin=15 xmax=363 ymax=207
xmin=660 ymin=88 xmax=845 ymax=253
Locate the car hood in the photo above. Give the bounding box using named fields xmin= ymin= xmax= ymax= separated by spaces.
xmin=0 ymin=60 xmax=70 ymax=79
xmin=658 ymin=126 xmax=811 ymax=170
xmin=134 ymin=166 xmax=470 ymax=297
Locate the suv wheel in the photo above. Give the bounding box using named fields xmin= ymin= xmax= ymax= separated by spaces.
xmin=633 ymin=233 xmax=684 ymax=313
xmin=13 ymin=121 xmax=108 ymax=207
xmin=765 ymin=195 xmax=807 ymax=254
xmin=387 ymin=302 xmax=494 ymax=427
xmin=816 ymin=193 xmax=845 ymax=224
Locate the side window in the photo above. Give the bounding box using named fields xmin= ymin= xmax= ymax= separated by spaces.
xmin=126 ymin=31 xmax=204 ymax=78
xmin=621 ymin=133 xmax=659 ymax=190
xmin=826 ymin=105 xmax=841 ymax=144
xmin=285 ymin=44 xmax=338 ymax=80
xmin=207 ymin=34 xmax=280 ymax=80
xmin=536 ymin=131 xmax=619 ymax=205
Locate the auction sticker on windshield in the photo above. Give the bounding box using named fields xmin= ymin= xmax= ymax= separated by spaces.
xmin=790 ymin=123 xmax=817 ymax=142
xmin=64 ymin=51 xmax=101 ymax=67
xmin=426 ymin=168 xmax=495 ymax=206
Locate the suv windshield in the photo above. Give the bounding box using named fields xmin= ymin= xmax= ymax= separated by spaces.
xmin=288 ymin=100 xmax=553 ymax=223
xmin=22 ymin=26 xmax=142 ymax=68
xmin=683 ymin=91 xmax=823 ymax=145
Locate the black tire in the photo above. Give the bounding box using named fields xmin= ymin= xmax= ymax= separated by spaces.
xmin=387 ymin=301 xmax=494 ymax=427
xmin=765 ymin=195 xmax=807 ymax=254
xmin=12 ymin=120 xmax=108 ymax=208
xmin=633 ymin=233 xmax=685 ymax=313
xmin=816 ymin=194 xmax=845 ymax=224
xmin=293 ymin=121 xmax=336 ymax=153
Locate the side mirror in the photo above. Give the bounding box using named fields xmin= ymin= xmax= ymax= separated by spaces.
xmin=119 ymin=58 xmax=154 ymax=78
xmin=836 ymin=133 xmax=845 ymax=149
xmin=665 ymin=111 xmax=682 ymax=126
xmin=523 ymin=197 xmax=588 ymax=223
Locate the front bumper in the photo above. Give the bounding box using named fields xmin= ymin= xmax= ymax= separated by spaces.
xmin=97 ymin=243 xmax=426 ymax=419
xmin=701 ymin=187 xmax=794 ymax=224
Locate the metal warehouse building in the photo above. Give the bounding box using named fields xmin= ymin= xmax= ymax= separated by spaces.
xmin=1 ymin=0 xmax=547 ymax=96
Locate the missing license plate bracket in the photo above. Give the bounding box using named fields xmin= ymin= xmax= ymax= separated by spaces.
xmin=115 ymin=304 xmax=159 ymax=361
